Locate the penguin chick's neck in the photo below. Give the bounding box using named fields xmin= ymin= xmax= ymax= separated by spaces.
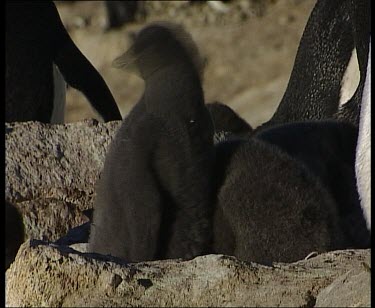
xmin=143 ymin=64 xmax=204 ymax=116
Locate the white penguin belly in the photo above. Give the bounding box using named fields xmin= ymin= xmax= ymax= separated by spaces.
xmin=50 ymin=63 xmax=66 ymax=124
xmin=355 ymin=41 xmax=371 ymax=231
xmin=340 ymin=48 xmax=360 ymax=106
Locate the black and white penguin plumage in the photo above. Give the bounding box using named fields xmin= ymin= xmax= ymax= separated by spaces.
xmin=6 ymin=1 xmax=122 ymax=123
xmin=258 ymin=0 xmax=355 ymax=129
xmin=334 ymin=0 xmax=371 ymax=126
xmin=89 ymin=22 xmax=215 ymax=262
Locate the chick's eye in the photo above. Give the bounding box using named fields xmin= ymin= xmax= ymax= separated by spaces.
xmin=188 ymin=119 xmax=200 ymax=130
xmin=187 ymin=118 xmax=198 ymax=131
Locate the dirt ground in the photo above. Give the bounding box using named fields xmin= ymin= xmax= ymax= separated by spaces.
xmin=56 ymin=0 xmax=316 ymax=128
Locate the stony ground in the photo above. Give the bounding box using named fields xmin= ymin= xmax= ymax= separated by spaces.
xmin=56 ymin=0 xmax=316 ymax=128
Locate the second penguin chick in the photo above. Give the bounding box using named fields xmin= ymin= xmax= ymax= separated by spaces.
xmin=213 ymin=137 xmax=347 ymax=264
xmin=206 ymin=101 xmax=252 ymax=142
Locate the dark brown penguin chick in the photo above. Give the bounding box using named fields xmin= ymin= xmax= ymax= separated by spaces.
xmin=212 ymin=137 xmax=346 ymax=265
xmin=254 ymin=120 xmax=370 ymax=248
xmin=206 ymin=102 xmax=252 ymax=136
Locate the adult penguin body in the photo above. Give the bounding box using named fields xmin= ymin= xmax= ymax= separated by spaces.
xmin=210 ymin=0 xmax=356 ymax=138
xmin=89 ymin=22 xmax=215 ymax=262
xmin=258 ymin=0 xmax=354 ymax=129
xmin=6 ymin=1 xmax=122 ymax=123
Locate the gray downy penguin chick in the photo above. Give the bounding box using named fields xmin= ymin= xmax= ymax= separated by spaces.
xmin=206 ymin=102 xmax=252 ymax=143
xmin=89 ymin=22 xmax=215 ymax=262
xmin=206 ymin=102 xmax=252 ymax=135
xmin=258 ymin=0 xmax=354 ymax=130
xmin=212 ymin=137 xmax=346 ymax=265
xmin=6 ymin=1 xmax=122 ymax=123
xmin=254 ymin=120 xmax=370 ymax=248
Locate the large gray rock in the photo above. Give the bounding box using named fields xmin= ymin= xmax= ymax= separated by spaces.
xmin=5 ymin=120 xmax=121 ymax=242
xmin=315 ymin=267 xmax=371 ymax=307
xmin=6 ymin=120 xmax=121 ymax=208
xmin=6 ymin=240 xmax=370 ymax=307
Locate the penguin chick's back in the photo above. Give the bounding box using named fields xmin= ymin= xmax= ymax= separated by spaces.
xmin=213 ymin=138 xmax=346 ymax=264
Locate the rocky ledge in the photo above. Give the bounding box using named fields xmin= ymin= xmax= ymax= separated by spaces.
xmin=5 ymin=121 xmax=371 ymax=307
xmin=6 ymin=240 xmax=370 ymax=307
